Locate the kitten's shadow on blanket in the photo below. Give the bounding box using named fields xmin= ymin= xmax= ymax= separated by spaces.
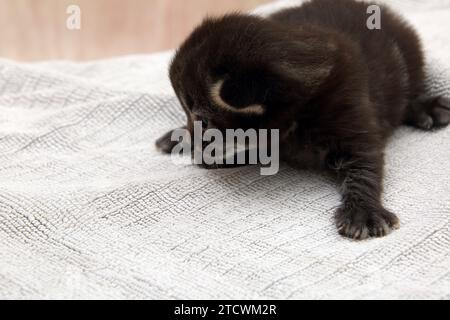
xmin=197 ymin=161 xmax=340 ymax=205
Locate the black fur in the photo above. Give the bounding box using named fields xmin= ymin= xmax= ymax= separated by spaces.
xmin=156 ymin=0 xmax=450 ymax=239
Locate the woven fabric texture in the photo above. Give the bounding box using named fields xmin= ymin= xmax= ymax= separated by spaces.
xmin=0 ymin=0 xmax=449 ymax=299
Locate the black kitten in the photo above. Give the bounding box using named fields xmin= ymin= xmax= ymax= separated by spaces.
xmin=156 ymin=0 xmax=450 ymax=239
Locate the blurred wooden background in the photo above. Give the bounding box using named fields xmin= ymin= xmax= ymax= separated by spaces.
xmin=0 ymin=0 xmax=271 ymax=61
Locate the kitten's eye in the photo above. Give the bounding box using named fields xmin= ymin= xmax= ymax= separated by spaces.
xmin=185 ymin=94 xmax=194 ymax=109
xmin=201 ymin=118 xmax=209 ymax=128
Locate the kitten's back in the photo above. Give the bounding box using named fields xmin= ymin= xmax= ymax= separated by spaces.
xmin=270 ymin=0 xmax=425 ymax=129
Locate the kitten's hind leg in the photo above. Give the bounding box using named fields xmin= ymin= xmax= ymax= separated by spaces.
xmin=405 ymin=96 xmax=450 ymax=130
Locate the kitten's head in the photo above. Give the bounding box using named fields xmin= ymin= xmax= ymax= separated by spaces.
xmin=169 ymin=14 xmax=338 ymax=134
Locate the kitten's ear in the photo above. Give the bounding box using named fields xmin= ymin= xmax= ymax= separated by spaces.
xmin=273 ymin=40 xmax=337 ymax=91
xmin=210 ymin=71 xmax=268 ymax=115
xmin=277 ymin=62 xmax=334 ymax=90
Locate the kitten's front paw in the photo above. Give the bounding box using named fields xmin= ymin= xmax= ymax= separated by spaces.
xmin=155 ymin=129 xmax=180 ymax=154
xmin=335 ymin=205 xmax=400 ymax=240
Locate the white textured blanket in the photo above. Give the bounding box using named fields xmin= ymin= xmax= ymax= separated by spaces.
xmin=0 ymin=0 xmax=449 ymax=300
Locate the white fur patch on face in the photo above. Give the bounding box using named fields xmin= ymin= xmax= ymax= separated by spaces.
xmin=210 ymin=79 xmax=265 ymax=115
